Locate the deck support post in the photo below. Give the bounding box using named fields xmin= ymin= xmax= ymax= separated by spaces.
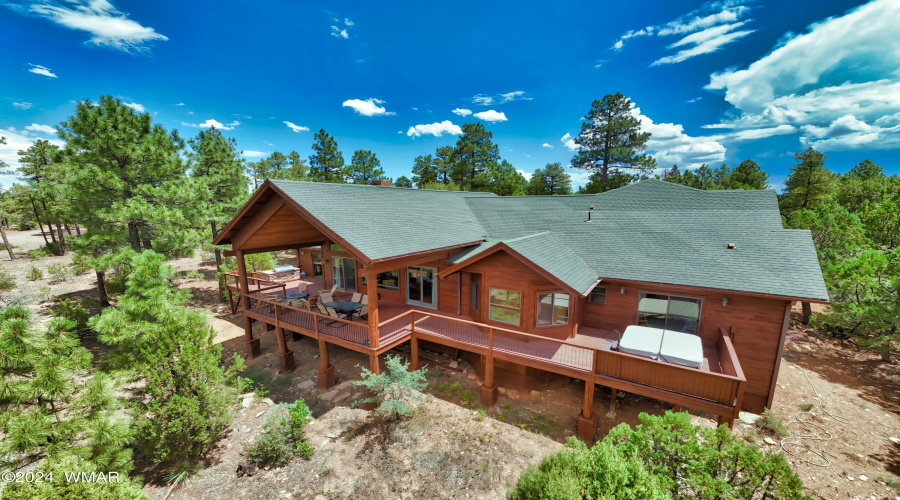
xmin=366 ymin=273 xmax=379 ymax=349
xmin=608 ymin=388 xmax=617 ymax=415
xmin=673 ymin=404 xmax=683 ymax=413
xmin=317 ymin=339 xmax=334 ymax=389
xmin=364 ymin=353 xmax=380 ymax=410
xmin=480 ymin=355 xmax=499 ymax=407
xmin=577 ymin=378 xmax=597 ymax=443
xmin=236 ymin=250 xmax=261 ymax=358
xmin=717 ymin=414 xmax=734 ymax=429
xmin=408 ymin=335 xmax=421 ymax=371
xmin=274 ymin=326 xmax=294 ymax=373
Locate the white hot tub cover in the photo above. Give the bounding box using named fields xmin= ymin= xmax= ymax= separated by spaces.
xmin=617 ymin=325 xmax=664 ymax=359
xmin=659 ymin=330 xmax=704 ymax=368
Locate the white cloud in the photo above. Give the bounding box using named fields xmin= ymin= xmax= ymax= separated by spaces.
xmin=472 ymin=91 xmax=532 ymax=106
xmin=452 ymin=108 xmax=472 ymax=117
xmin=18 ymin=0 xmax=167 ymax=52
xmin=613 ymin=1 xmax=753 ymax=64
xmin=411 ymin=107 xmax=418 ymax=111
xmin=517 ymin=169 xmax=533 ymax=181
xmin=25 ymin=123 xmax=56 ymax=134
xmin=13 ymin=102 xmax=33 ymax=110
xmin=188 ymin=111 xmax=194 ymax=115
xmin=180 ymin=119 xmax=239 ymax=130
xmin=241 ymin=150 xmax=268 ymax=158
xmin=633 ymin=107 xmax=726 ymax=168
xmin=704 ymin=0 xmax=900 ymax=151
xmin=406 ymin=121 xmax=463 ymax=137
xmin=27 ymin=64 xmax=57 ymax=78
xmin=330 ymin=26 xmax=348 ymax=38
xmin=283 ymin=121 xmax=309 ymax=133
xmin=473 ymin=110 xmax=507 ymax=122
xmin=0 ymin=127 xmax=65 ymax=183
xmin=123 ymin=101 xmax=145 ymax=113
xmin=342 ymin=98 xmax=396 ymax=116
xmin=560 ymin=133 xmax=577 ymax=151
xmin=542 ymin=143 xmax=553 ymax=149
xmin=730 ymin=125 xmax=797 ymax=141
xmin=175 ymin=102 xmax=185 ymax=106
xmin=344 ymin=18 xmax=354 ymax=26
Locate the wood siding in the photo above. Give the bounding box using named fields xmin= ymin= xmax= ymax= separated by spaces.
xmin=580 ymin=279 xmax=787 ymax=413
xmin=241 ymin=204 xmax=325 ymax=251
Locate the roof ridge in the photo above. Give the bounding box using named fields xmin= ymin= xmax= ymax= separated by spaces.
xmin=269 ymin=179 xmax=495 ymax=195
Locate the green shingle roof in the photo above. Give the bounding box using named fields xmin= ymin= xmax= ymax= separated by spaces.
xmin=265 ymin=179 xmax=829 ymax=301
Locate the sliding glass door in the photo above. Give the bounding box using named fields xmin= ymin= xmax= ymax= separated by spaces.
xmin=406 ymin=266 xmax=436 ymax=308
xmin=332 ymin=257 xmax=356 ymax=292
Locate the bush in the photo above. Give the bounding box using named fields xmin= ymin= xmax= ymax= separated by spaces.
xmin=47 ymin=262 xmax=71 ymax=282
xmin=755 ymin=408 xmax=790 ymax=437
xmin=0 ymin=270 xmax=15 ymax=292
xmin=1 ymin=452 xmax=146 ymax=500
xmin=24 ymin=243 xmax=59 ymax=259
xmin=72 ymin=253 xmax=92 ymax=275
xmin=245 ymin=399 xmax=314 ymax=467
xmin=508 ymin=411 xmax=808 ymax=500
xmin=26 ymin=266 xmax=43 ymax=281
xmin=37 ymin=285 xmax=52 ymax=302
xmin=352 ymin=354 xmax=428 ymax=420
xmin=52 ymin=298 xmax=91 ymax=334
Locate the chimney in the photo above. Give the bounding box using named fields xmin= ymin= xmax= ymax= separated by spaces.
xmin=371 ymin=180 xmax=392 ymax=187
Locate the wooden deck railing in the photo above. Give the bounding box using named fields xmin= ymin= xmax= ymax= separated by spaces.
xmin=244 ymin=293 xmax=370 ymax=349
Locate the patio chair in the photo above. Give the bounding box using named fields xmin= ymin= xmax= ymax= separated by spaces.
xmin=318 ymin=292 xmax=333 ymax=304
xmin=329 ymin=284 xmax=338 ymax=295
xmin=361 ymin=294 xmax=368 ymax=305
xmin=358 ymin=304 xmax=368 ymax=320
xmin=316 ymin=302 xmax=347 ymax=327
xmin=351 ymin=292 xmax=362 ymax=303
xmin=298 ymin=283 xmax=309 ymax=294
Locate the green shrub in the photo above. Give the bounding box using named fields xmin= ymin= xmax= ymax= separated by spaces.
xmin=72 ymin=253 xmax=92 ymax=275
xmin=26 ymin=266 xmax=43 ymax=281
xmin=37 ymin=285 xmax=52 ymax=302
xmin=245 ymin=399 xmax=314 ymax=467
xmin=755 ymin=408 xmax=790 ymax=437
xmin=1 ymin=452 xmax=146 ymax=500
xmin=47 ymin=262 xmax=71 ymax=282
xmin=508 ymin=411 xmax=808 ymax=500
xmin=352 ymin=354 xmax=428 ymax=420
xmin=24 ymin=245 xmax=53 ymax=259
xmin=879 ymin=475 xmax=900 ymax=493
xmin=52 ymin=298 xmax=91 ymax=334
xmin=0 ymin=270 xmax=15 ymax=292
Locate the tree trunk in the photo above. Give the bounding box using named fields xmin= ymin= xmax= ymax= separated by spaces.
xmin=39 ymin=199 xmax=57 ymax=244
xmin=74 ymin=222 xmax=82 ymax=236
xmin=142 ymin=239 xmax=153 ymax=250
xmin=801 ymin=302 xmax=812 ymax=325
xmin=64 ymin=222 xmax=71 ymax=235
xmin=28 ymin=196 xmax=50 ymax=245
xmin=127 ymin=221 xmax=142 ymax=252
xmin=0 ymin=223 xmax=14 ymax=260
xmin=96 ymin=269 xmax=110 ymax=307
xmin=211 ymin=221 xmax=225 ymax=301
xmin=55 ymin=223 xmax=66 ymax=255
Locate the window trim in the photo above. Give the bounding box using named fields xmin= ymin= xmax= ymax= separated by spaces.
xmin=536 ymin=292 xmax=571 ymax=327
xmin=488 ymin=288 xmax=522 ymax=326
xmin=636 ymin=291 xmax=703 ymax=334
xmin=589 ymin=286 xmax=607 ymax=304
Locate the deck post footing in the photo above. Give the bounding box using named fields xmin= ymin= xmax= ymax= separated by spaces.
xmin=246 ymin=338 xmax=261 ymax=359
xmin=318 ymin=365 xmax=335 ymax=389
xmin=577 ymin=414 xmax=597 ymax=444
xmin=480 ymin=385 xmax=498 ymax=407
xmin=277 ymin=350 xmax=295 ymax=373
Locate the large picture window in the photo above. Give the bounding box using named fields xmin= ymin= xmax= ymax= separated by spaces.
xmin=536 ymin=293 xmax=570 ymax=326
xmin=637 ymin=293 xmax=701 ymax=334
xmin=361 ymin=269 xmax=400 ymax=291
xmin=489 ymin=288 xmax=521 ymax=325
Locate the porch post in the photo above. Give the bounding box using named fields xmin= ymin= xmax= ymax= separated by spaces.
xmin=236 ymin=249 xmax=261 ymax=358
xmin=317 ymin=339 xmax=335 ymax=389
xmin=480 ymin=355 xmax=499 ymax=406
xmin=366 ymin=271 xmax=380 ymax=349
xmin=577 ymin=379 xmax=597 ymax=443
xmin=409 ymin=334 xmax=420 ymax=371
xmin=274 ymin=326 xmax=294 ymax=373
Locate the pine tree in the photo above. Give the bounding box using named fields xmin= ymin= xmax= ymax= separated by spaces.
xmin=308 ymin=129 xmax=346 ymax=182
xmin=572 ymin=93 xmax=655 ymax=192
xmin=394 ymin=176 xmax=413 ymax=188
xmin=448 ymin=123 xmax=500 ymax=191
xmin=527 ymin=163 xmax=573 ymax=195
xmin=726 ymin=159 xmax=769 ymax=189
xmin=349 ymin=149 xmax=385 ymax=184
xmin=780 ymin=147 xmax=837 ymax=215
xmin=411 ymin=154 xmax=438 ymax=186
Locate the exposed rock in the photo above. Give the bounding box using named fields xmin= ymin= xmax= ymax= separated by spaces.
xmin=530 ymin=390 xmax=540 ymax=396
xmin=889 ymin=437 xmax=900 ymax=444
xmin=235 ymin=460 xmax=258 ymax=478
xmin=859 ymin=475 xmax=868 ymax=481
xmin=298 ymin=380 xmax=315 ymax=390
xmin=467 ymin=374 xmax=478 ymax=380
xmin=241 ymin=397 xmax=253 ymax=408
xmin=262 ymin=397 xmax=275 ymax=406
xmin=606 ymin=411 xmax=617 ymax=418
xmin=255 ymin=410 xmax=265 ymax=418
xmin=508 ymin=390 xmax=520 ymax=399
xmin=739 ymin=412 xmax=761 ymax=424
xmin=763 ymin=437 xmax=777 ymax=445
xmin=449 ymin=361 xmax=459 ymax=369
xmin=498 ymin=387 xmax=507 ymax=394
xmin=333 ymin=380 xmax=354 ymax=392
xmin=320 ymin=389 xmax=340 ymax=401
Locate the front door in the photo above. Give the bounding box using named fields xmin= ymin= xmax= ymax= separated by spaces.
xmin=332 ymin=257 xmax=357 ymax=292
xmin=406 ymin=266 xmax=437 ymax=308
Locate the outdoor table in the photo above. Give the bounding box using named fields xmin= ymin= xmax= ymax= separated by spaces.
xmin=286 ymin=292 xmax=309 ymax=300
xmin=322 ymin=300 xmax=364 ymax=320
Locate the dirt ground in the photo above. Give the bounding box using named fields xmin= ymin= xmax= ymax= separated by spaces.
xmin=3 ymin=231 xmax=898 ymax=499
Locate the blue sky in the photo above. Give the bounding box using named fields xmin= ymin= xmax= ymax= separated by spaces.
xmin=1 ymin=0 xmax=898 ymax=191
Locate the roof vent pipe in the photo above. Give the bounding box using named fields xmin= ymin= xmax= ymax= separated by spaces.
xmin=585 ymin=205 xmax=596 ymax=222
xmin=727 ymin=243 xmax=736 ymax=249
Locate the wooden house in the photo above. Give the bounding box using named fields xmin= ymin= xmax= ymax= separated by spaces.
xmin=213 ymin=179 xmax=828 ymax=441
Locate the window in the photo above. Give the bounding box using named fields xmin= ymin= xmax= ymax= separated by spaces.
xmin=470 ymin=279 xmax=480 ymax=312
xmin=361 ymin=269 xmax=400 ymax=291
xmin=332 ymin=257 xmax=357 ymax=292
xmin=536 ymin=293 xmax=570 ymax=326
xmin=589 ymin=286 xmax=607 ymax=304
xmin=489 ymin=288 xmax=521 ymax=325
xmin=637 ymin=293 xmax=701 ymax=334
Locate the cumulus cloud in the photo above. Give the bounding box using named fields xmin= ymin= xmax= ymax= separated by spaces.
xmin=10 ymin=0 xmax=167 ymax=52
xmin=13 ymin=102 xmax=33 ymax=110
xmin=704 ymin=0 xmax=900 ymax=151
xmin=180 ymin=119 xmax=239 ymax=130
xmin=472 ymin=91 xmax=532 ymax=106
xmin=123 ymin=101 xmax=145 ymax=113
xmin=473 ymin=110 xmax=507 ymax=122
xmin=27 ymin=64 xmax=57 ymax=78
xmin=612 ymin=1 xmax=753 ymax=64
xmin=452 ymin=108 xmax=472 ymax=117
xmin=0 ymin=127 xmax=65 ymax=181
xmin=283 ymin=121 xmax=309 ymax=133
xmin=342 ymin=98 xmax=396 ymax=116
xmin=331 ymin=26 xmax=348 ymax=38
xmin=406 ymin=120 xmax=463 ymax=137
xmin=241 ymin=150 xmax=268 ymax=158
xmin=633 ymin=107 xmax=726 ymax=168
xmin=560 ymin=133 xmax=577 ymax=151
xmin=25 ymin=124 xmax=57 ymax=134
xmin=175 ymin=102 xmax=185 ymax=106
xmin=542 ymin=143 xmax=553 ymax=149
xmin=517 ymin=169 xmax=533 ymax=181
